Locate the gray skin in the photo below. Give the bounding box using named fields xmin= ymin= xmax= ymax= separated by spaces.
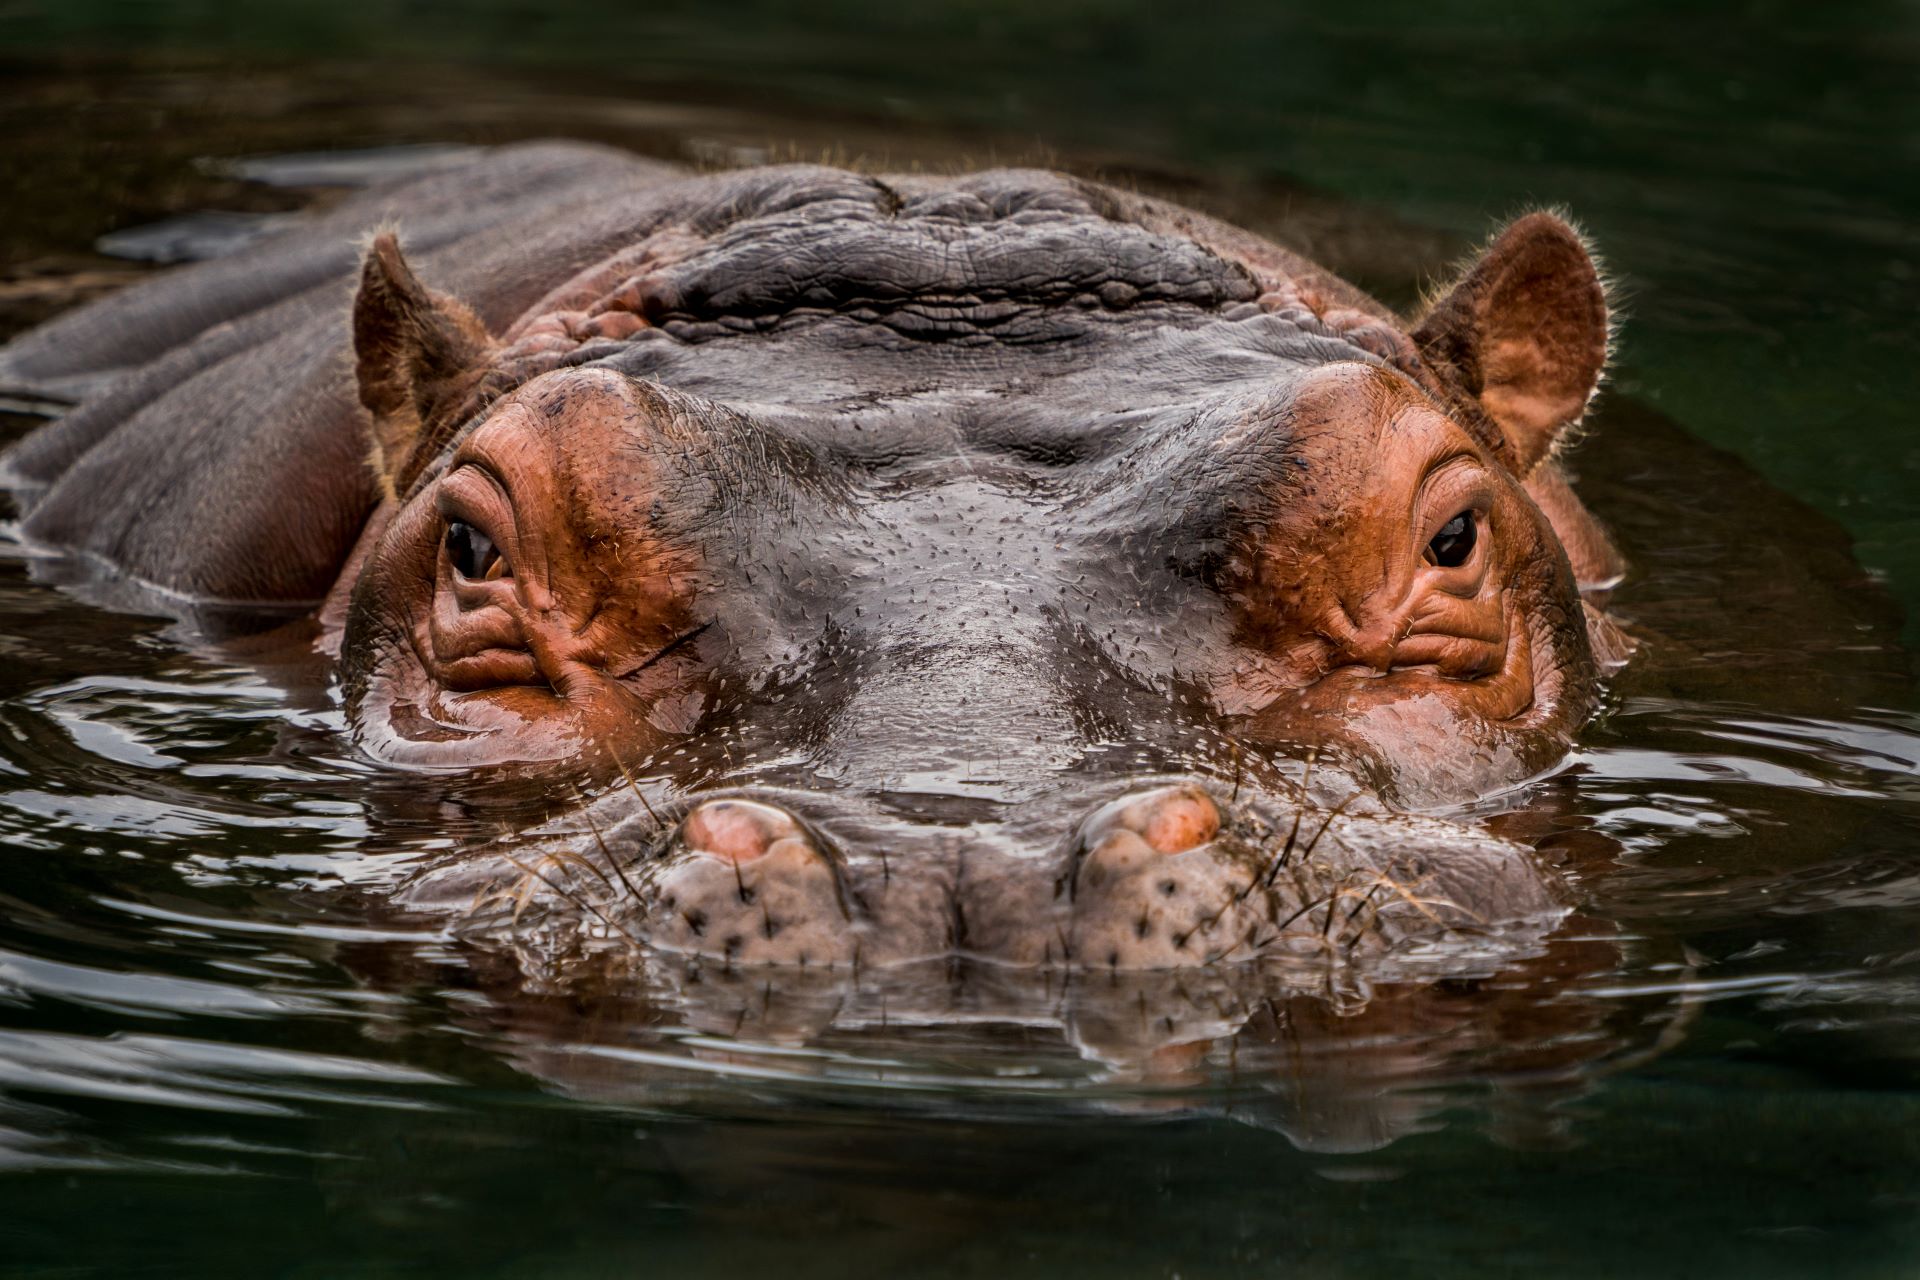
xmin=1 ymin=142 xmax=1629 ymax=976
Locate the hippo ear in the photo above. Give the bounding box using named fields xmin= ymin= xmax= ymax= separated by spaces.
xmin=352 ymin=232 xmax=496 ymax=498
xmin=1412 ymin=212 xmax=1609 ymax=474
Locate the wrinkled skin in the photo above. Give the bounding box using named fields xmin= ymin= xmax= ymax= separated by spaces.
xmin=1 ymin=143 xmax=1632 ymax=976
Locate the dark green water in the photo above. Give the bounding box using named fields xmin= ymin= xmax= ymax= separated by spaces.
xmin=1 ymin=5 xmax=1918 ymax=1277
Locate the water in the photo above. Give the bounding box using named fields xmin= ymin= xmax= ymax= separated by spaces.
xmin=1 ymin=5 xmax=1918 ymax=1276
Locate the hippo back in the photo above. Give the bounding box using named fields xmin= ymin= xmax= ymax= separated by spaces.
xmin=0 ymin=143 xmax=687 ymax=607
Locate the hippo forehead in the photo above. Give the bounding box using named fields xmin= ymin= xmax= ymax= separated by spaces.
xmin=626 ymin=168 xmax=1262 ymax=338
xmin=477 ymin=166 xmax=1434 ymax=440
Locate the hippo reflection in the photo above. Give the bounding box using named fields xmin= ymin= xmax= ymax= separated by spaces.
xmin=1 ymin=143 xmax=1632 ymax=974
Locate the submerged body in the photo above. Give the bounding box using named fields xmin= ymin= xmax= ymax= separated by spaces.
xmin=0 ymin=143 xmax=1629 ymax=972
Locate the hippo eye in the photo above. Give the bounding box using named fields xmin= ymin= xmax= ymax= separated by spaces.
xmin=446 ymin=521 xmax=509 ymax=581
xmin=1424 ymin=511 xmax=1477 ymax=568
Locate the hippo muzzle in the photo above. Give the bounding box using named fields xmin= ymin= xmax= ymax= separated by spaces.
xmin=399 ymin=759 xmax=1568 ymax=973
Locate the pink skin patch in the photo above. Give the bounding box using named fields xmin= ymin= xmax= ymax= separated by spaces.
xmin=1140 ymin=789 xmax=1223 ymax=854
xmin=1083 ymin=785 xmax=1223 ymax=861
xmin=681 ymin=799 xmax=804 ymax=865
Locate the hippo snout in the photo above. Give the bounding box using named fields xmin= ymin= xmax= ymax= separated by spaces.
xmin=408 ymin=779 xmax=1568 ymax=974
xmin=641 ymin=799 xmax=857 ymax=968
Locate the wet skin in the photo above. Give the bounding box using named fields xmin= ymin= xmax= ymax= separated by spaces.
xmin=0 ymin=144 xmax=1628 ymax=972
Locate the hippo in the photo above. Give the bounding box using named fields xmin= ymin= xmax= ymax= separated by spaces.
xmin=0 ymin=142 xmax=1631 ymax=979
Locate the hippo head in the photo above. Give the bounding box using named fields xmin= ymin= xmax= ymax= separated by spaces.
xmin=330 ymin=169 xmax=1624 ymax=973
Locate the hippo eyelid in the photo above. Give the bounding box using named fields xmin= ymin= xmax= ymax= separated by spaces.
xmin=434 ymin=461 xmax=515 ymax=526
xmin=1408 ymin=451 xmax=1483 ymax=523
xmin=1410 ymin=456 xmax=1493 ymax=549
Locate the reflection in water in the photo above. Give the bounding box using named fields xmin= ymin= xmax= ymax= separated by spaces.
xmin=396 ymin=922 xmax=1672 ymax=1158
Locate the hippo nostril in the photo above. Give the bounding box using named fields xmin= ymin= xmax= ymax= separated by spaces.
xmin=1140 ymin=787 xmax=1221 ymax=854
xmin=649 ymin=797 xmax=855 ymax=967
xmin=681 ymin=799 xmax=803 ymax=865
xmin=1080 ymin=784 xmax=1223 ymax=858
xmin=1066 ymin=783 xmax=1264 ymax=970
